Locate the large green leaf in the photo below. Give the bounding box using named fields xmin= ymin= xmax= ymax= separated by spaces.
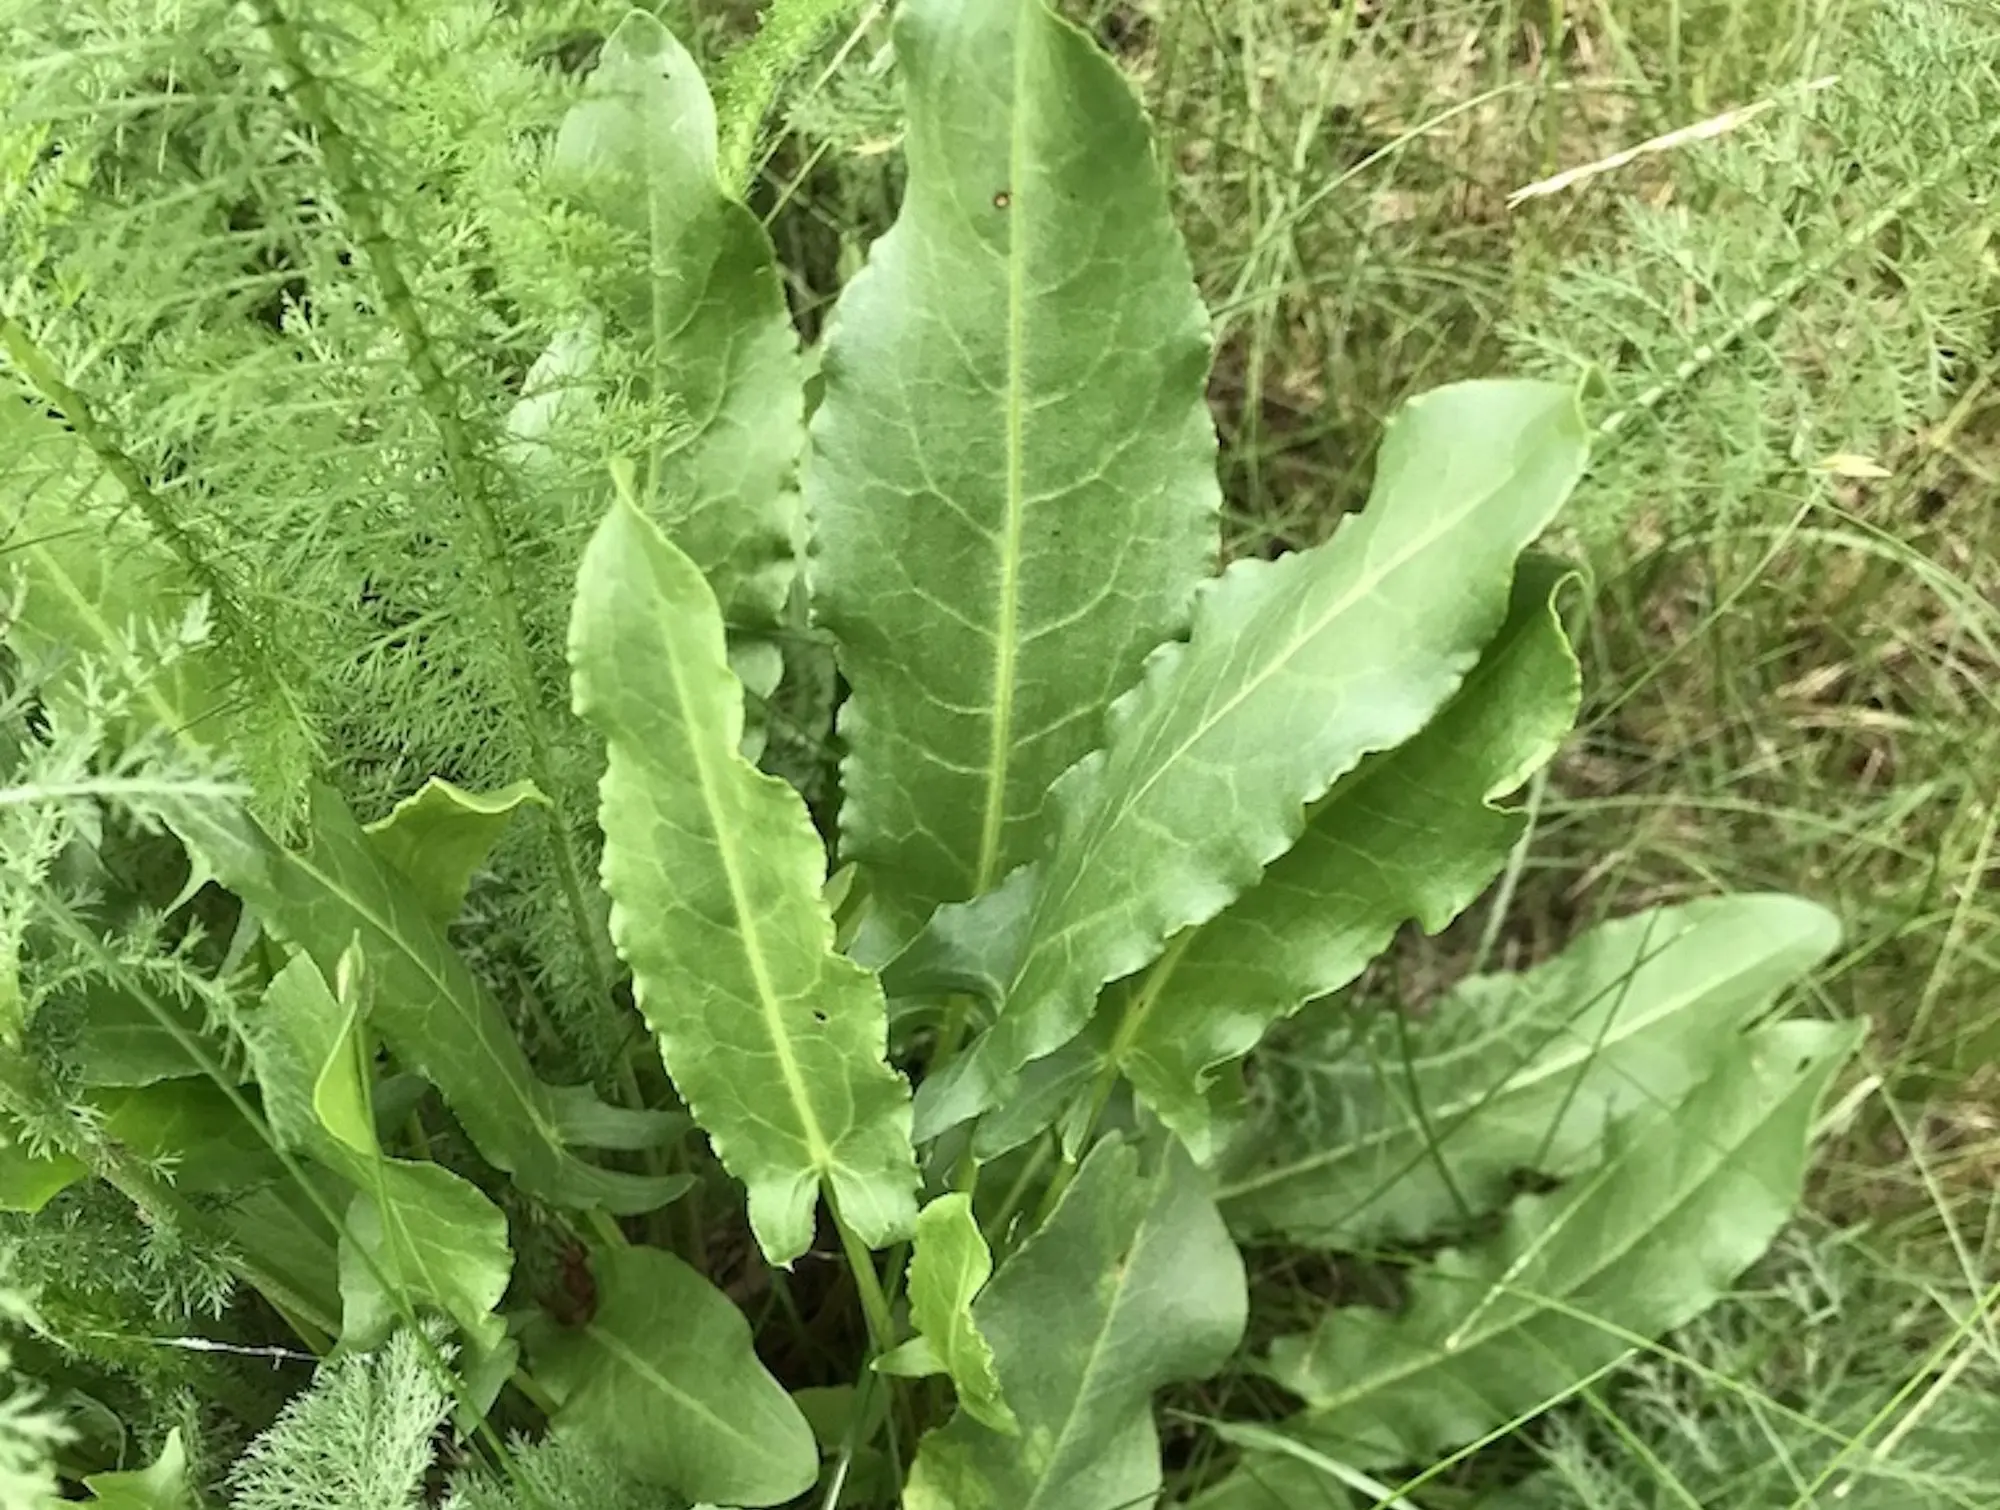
xmin=877 ymin=1192 xmax=1017 ymax=1434
xmin=1217 ymin=895 xmax=1842 ymax=1248
xmin=164 ymin=786 xmax=680 ymax=1215
xmin=0 ymin=1130 xmax=84 ymax=1214
xmin=250 ymin=954 xmax=511 ymax=1354
xmin=78 ymin=1428 xmax=191 ymax=1509
xmin=1263 ymin=1018 xmax=1863 ymax=1468
xmin=809 ymin=0 xmax=1220 ymax=942
xmin=528 ymin=9 xmax=802 ymax=631
xmin=903 ymin=1141 xmax=1246 ymax=1510
xmin=996 ymin=556 xmax=1581 ymax=1164
xmin=91 ymin=1081 xmax=274 ymax=1194
xmin=527 ymin=1243 xmax=817 ymax=1508
xmin=915 ymin=380 xmax=1591 ymax=1139
xmin=570 ymin=497 xmax=917 ymax=1264
xmin=362 ymin=777 xmax=545 ymax=928
xmin=62 ymin=983 xmax=209 ymax=1088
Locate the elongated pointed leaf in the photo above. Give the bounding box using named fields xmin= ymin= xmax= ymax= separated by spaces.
xmin=904 ymin=1142 xmax=1245 ymax=1510
xmin=1265 ymin=1018 xmax=1863 ymax=1468
xmin=528 ymin=1243 xmax=817 ymax=1507
xmin=363 ymin=777 xmax=545 ymax=928
xmin=1217 ymin=895 xmax=1842 ymax=1248
xmin=531 ymin=10 xmax=801 ymax=630
xmin=64 ymin=983 xmax=208 ymax=1087
xmin=878 ymin=1192 xmax=1017 ymax=1434
xmin=1002 ymin=557 xmax=1581 ymax=1163
xmin=810 ymin=0 xmax=1220 ymax=942
xmin=166 ymin=787 xmax=679 ymax=1214
xmin=916 ymin=380 xmax=1591 ymax=1139
xmin=252 ymin=955 xmax=511 ymax=1353
xmin=570 ymin=498 xmax=917 ymax=1264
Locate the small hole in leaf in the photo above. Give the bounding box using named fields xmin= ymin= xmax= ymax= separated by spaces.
xmin=993 ymin=190 xmax=1011 ymax=210
xmin=812 ymin=1010 xmax=829 ymax=1025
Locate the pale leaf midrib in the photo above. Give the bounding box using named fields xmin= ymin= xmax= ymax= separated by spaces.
xmin=657 ymin=588 xmax=836 ymax=1179
xmin=584 ymin=1315 xmax=760 ymax=1447
xmin=1020 ymin=1199 xmax=1159 ymax=1510
xmin=972 ymin=18 xmax=1036 ymax=897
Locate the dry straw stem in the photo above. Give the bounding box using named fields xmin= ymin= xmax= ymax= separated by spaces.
xmin=1509 ymin=74 xmax=1840 ymax=206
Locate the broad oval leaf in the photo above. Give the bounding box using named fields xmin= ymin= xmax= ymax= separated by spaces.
xmin=527 ymin=9 xmax=802 ymax=631
xmin=810 ymin=0 xmax=1221 ymax=942
xmin=1216 ymin=894 xmax=1842 ymax=1248
xmin=335 ymin=1168 xmax=511 ymax=1356
xmin=527 ymin=1243 xmax=817 ymax=1507
xmin=570 ymin=497 xmax=918 ymax=1264
xmin=916 ymin=380 xmax=1592 ymax=1139
xmin=166 ymin=787 xmax=680 ymax=1215
xmin=1263 ymin=1018 xmax=1863 ymax=1468
xmin=878 ymin=1192 xmax=1017 ymax=1434
xmin=903 ymin=1141 xmax=1245 ymax=1510
xmin=997 ymin=556 xmax=1582 ymax=1164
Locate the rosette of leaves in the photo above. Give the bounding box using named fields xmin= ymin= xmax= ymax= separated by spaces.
xmin=0 ymin=1 xmax=1860 ymax=1505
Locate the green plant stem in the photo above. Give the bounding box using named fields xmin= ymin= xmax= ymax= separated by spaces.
xmin=251 ymin=0 xmax=620 ymax=1036
xmin=830 ymin=1199 xmax=922 ymax=1464
xmin=829 ymin=1197 xmax=896 ymax=1358
xmin=1542 ymin=0 xmax=1565 ymax=174
xmin=987 ymin=1135 xmax=1054 ymax=1247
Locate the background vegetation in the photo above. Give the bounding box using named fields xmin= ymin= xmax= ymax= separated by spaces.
xmin=3 ymin=0 xmax=1995 ymax=1504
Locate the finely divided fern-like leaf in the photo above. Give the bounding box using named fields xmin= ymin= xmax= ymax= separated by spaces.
xmin=229 ymin=1327 xmax=453 ymax=1510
